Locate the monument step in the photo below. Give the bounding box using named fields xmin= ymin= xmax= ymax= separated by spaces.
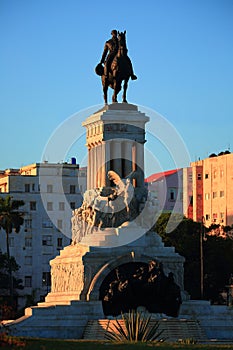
xmin=82 ymin=318 xmax=207 ymax=342
xmin=80 ymin=226 xmax=146 ymax=247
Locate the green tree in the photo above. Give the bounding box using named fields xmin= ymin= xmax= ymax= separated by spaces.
xmin=0 ymin=196 xmax=24 ymax=304
xmin=0 ymin=252 xmax=23 ymax=319
xmin=155 ymin=213 xmax=233 ymax=302
xmin=155 ymin=213 xmax=201 ymax=299
xmin=203 ymin=235 xmax=233 ymax=303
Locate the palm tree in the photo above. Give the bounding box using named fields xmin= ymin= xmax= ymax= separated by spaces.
xmin=0 ymin=195 xmax=24 ymax=304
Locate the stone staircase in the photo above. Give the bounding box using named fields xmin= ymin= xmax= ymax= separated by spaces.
xmin=82 ymin=318 xmax=207 ymax=342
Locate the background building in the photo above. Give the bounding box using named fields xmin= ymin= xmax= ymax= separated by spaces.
xmin=145 ymin=152 xmax=233 ymax=229
xmin=189 ymin=151 xmax=233 ymax=227
xmin=0 ymin=161 xmax=86 ymax=307
xmin=145 ymin=169 xmax=183 ymax=215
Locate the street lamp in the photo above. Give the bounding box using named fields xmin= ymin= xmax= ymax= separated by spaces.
xmin=200 ymin=216 xmax=207 ymax=299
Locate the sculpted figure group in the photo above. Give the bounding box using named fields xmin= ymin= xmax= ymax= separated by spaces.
xmin=71 ymin=170 xmax=150 ymax=244
xmin=100 ymin=260 xmax=182 ymax=317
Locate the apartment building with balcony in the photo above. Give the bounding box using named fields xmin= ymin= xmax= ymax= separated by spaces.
xmin=145 ymin=151 xmax=233 ymax=229
xmin=189 ymin=151 xmax=233 ymax=227
xmin=0 ymin=161 xmax=86 ymax=307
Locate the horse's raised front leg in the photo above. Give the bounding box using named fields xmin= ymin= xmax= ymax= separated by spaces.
xmin=122 ymin=78 xmax=129 ymax=103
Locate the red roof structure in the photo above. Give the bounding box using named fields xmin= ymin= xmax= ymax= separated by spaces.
xmin=145 ymin=169 xmax=179 ymax=183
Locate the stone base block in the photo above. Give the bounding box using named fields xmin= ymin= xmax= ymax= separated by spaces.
xmin=179 ymin=300 xmax=233 ymax=340
xmin=4 ymin=301 xmax=104 ymax=339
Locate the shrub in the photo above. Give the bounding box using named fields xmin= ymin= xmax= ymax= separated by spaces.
xmin=105 ymin=310 xmax=164 ymax=343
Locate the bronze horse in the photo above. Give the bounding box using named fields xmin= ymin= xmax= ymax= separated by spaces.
xmin=95 ymin=31 xmax=137 ymax=104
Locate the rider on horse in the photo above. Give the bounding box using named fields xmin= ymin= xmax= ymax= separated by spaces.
xmin=100 ymin=30 xmax=137 ymax=81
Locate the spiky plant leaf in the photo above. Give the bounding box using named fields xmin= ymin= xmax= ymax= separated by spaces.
xmin=105 ymin=310 xmax=164 ymax=343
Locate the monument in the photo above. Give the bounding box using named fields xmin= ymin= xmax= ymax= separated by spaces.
xmin=3 ymin=30 xmax=188 ymax=339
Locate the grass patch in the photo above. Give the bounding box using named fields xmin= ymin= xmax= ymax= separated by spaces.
xmin=1 ymin=338 xmax=233 ymax=350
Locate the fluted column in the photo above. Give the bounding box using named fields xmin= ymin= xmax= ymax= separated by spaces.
xmin=136 ymin=142 xmax=145 ymax=187
xmin=90 ymin=145 xmax=95 ymax=189
xmin=87 ymin=146 xmax=90 ymax=189
xmin=123 ymin=140 xmax=133 ymax=177
xmin=105 ymin=140 xmax=111 ymax=186
xmin=112 ymin=140 xmax=122 ymax=178
xmin=96 ymin=143 xmax=102 ymax=188
xmin=100 ymin=142 xmax=106 ymax=187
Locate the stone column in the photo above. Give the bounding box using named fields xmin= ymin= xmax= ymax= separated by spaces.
xmin=105 ymin=140 xmax=111 ymax=186
xmin=136 ymin=142 xmax=145 ymax=187
xmin=100 ymin=142 xmax=105 ymax=187
xmin=132 ymin=143 xmax=137 ymax=187
xmin=87 ymin=146 xmax=91 ymax=190
xmin=123 ymin=140 xmax=133 ymax=177
xmin=90 ymin=145 xmax=95 ymax=189
xmin=96 ymin=143 xmax=102 ymax=188
xmin=112 ymin=140 xmax=122 ymax=178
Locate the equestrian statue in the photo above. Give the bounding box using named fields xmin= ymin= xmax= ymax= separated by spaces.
xmin=95 ymin=30 xmax=137 ymax=104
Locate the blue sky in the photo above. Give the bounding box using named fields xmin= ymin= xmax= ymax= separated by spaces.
xmin=1 ymin=0 xmax=233 ymax=176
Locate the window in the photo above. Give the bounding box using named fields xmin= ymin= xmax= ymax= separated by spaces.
xmin=59 ymin=202 xmax=65 ymax=211
xmin=25 ymin=219 xmax=32 ymax=229
xmin=32 ymin=183 xmax=35 ymax=191
xmin=170 ymin=191 xmax=175 ymax=201
xmin=9 ymin=237 xmax=14 ymax=247
xmin=168 ymin=188 xmax=176 ymax=201
xmin=30 ymin=201 xmax=36 ymax=211
xmin=25 ymin=184 xmax=30 ymax=192
xmin=57 ymin=238 xmax=63 ymax=247
xmin=213 ymin=213 xmax=217 ymax=222
xmin=213 ymin=191 xmax=217 ymax=199
xmin=220 ymin=190 xmax=224 ymax=198
xmin=70 ymin=185 xmax=75 ymax=194
xmin=42 ymin=235 xmax=52 ymax=246
xmin=47 ymin=202 xmax=53 ymax=211
xmin=47 ymin=184 xmax=53 ymax=193
xmin=197 ymin=173 xmax=202 ymax=180
xmin=42 ymin=254 xmax=51 ymax=264
xmin=205 ymin=173 xmax=209 ymax=179
xmin=205 ymin=214 xmax=210 ymax=220
xmin=57 ymin=220 xmax=63 ymax=230
xmin=25 ymin=256 xmax=32 ymax=265
xmin=42 ymin=272 xmax=51 ymax=286
xmin=24 ymin=276 xmax=32 ymax=287
xmin=205 ymin=193 xmax=210 ymax=200
xmin=25 ymin=237 xmax=32 ymax=247
xmin=70 ymin=202 xmax=75 ymax=210
xmin=42 ymin=220 xmax=53 ymax=228
xmin=220 ymin=212 xmax=224 ymax=222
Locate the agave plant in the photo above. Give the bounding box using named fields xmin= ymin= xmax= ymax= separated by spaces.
xmin=105 ymin=310 xmax=164 ymax=343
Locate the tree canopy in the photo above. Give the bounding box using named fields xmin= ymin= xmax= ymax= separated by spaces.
xmin=0 ymin=195 xmax=24 ymax=304
xmin=155 ymin=213 xmax=233 ymax=302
